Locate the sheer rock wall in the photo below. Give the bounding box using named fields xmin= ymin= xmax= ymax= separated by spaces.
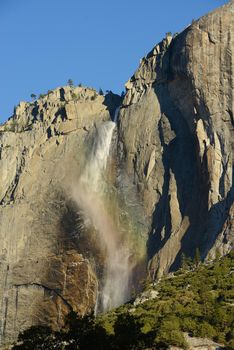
xmin=118 ymin=1 xmax=234 ymax=277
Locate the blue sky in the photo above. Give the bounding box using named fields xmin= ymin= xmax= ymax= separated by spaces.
xmin=0 ymin=0 xmax=227 ymax=123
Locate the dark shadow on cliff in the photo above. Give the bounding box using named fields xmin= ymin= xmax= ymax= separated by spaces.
xmin=57 ymin=191 xmax=106 ymax=277
xmin=147 ymin=82 xmax=203 ymax=264
xmin=201 ymin=173 xmax=234 ymax=254
xmin=172 ymin=183 xmax=233 ymax=271
xmin=147 ymin=33 xmax=211 ymax=272
xmin=147 ymin=31 xmax=233 ymax=274
xmin=103 ymin=92 xmax=122 ymax=120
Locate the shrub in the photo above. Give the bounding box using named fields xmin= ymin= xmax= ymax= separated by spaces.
xmin=166 ymin=32 xmax=172 ymax=37
xmin=155 ymin=329 xmax=187 ymax=348
xmin=197 ymin=322 xmax=217 ymax=339
xmin=71 ymin=92 xmax=78 ymax=100
xmin=12 ymin=326 xmax=58 ymax=349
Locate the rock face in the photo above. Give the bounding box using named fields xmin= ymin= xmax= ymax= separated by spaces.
xmin=118 ymin=1 xmax=234 ymax=278
xmin=0 ymin=86 xmax=121 ymax=345
xmin=0 ymin=1 xmax=233 ymax=347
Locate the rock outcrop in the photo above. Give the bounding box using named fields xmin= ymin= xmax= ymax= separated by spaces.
xmin=118 ymin=0 xmax=234 ymax=277
xmin=0 ymin=87 xmax=121 ymax=345
xmin=0 ymin=1 xmax=233 ymax=346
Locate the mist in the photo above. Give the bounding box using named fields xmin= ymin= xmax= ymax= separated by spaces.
xmin=71 ymin=118 xmax=146 ymax=312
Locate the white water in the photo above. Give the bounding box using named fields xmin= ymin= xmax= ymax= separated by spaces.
xmin=79 ymin=121 xmax=116 ymax=193
xmin=73 ymin=110 xmax=133 ymax=313
xmin=99 ymin=245 xmax=131 ymax=312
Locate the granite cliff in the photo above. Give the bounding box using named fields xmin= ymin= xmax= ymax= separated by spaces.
xmin=118 ymin=0 xmax=234 ymax=278
xmin=0 ymin=0 xmax=233 ymax=346
xmin=0 ymin=87 xmax=121 ymax=345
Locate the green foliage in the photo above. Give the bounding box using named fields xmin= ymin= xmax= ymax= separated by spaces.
xmin=39 ymin=93 xmax=46 ymax=99
xmin=215 ymin=248 xmax=221 ymax=260
xmin=12 ymin=326 xmax=60 ymax=349
xmin=180 ymin=253 xmax=193 ymax=270
xmin=12 ymin=252 xmax=234 ymax=350
xmin=166 ymin=31 xmax=172 ymax=37
xmin=101 ymin=251 xmax=234 ymax=349
xmin=99 ymin=88 xmax=104 ymax=95
xmin=194 ymin=248 xmax=201 ymax=267
xmin=155 ymin=317 xmax=187 ymax=348
xmin=181 ymin=252 xmax=187 ymax=270
xmin=113 ymin=313 xmax=145 ymax=350
xmin=196 ymin=322 xmax=217 ymax=339
xmin=71 ymin=92 xmax=78 ymax=100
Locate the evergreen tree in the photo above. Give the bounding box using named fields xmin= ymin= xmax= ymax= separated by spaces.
xmin=30 ymin=93 xmax=37 ymax=101
xmin=166 ymin=31 xmax=172 ymax=37
xmin=215 ymin=248 xmax=221 ymax=260
xmin=181 ymin=253 xmax=192 ymax=270
xmin=67 ymin=79 xmax=74 ymax=87
xmin=114 ymin=313 xmax=145 ymax=350
xmin=181 ymin=252 xmax=187 ymax=270
xmin=194 ymin=248 xmax=201 ymax=267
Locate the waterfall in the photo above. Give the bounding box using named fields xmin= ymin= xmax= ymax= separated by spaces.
xmin=72 ymin=109 xmax=133 ymax=313
xmin=79 ymin=121 xmax=116 ymax=193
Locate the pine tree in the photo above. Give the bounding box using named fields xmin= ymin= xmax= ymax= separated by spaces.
xmin=181 ymin=253 xmax=187 ymax=270
xmin=215 ymin=248 xmax=221 ymax=260
xmin=30 ymin=93 xmax=37 ymax=101
xmin=67 ymin=79 xmax=74 ymax=87
xmin=194 ymin=248 xmax=201 ymax=267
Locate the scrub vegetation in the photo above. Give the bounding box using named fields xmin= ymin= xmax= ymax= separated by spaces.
xmin=12 ymin=251 xmax=234 ymax=349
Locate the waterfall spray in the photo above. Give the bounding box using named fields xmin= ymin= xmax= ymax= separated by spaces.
xmin=72 ymin=108 xmax=145 ymax=313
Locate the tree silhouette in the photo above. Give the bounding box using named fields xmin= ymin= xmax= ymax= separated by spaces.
xmin=68 ymin=79 xmax=74 ymax=87
xmin=30 ymin=93 xmax=37 ymax=101
xmin=194 ymin=248 xmax=201 ymax=267
xmin=114 ymin=313 xmax=145 ymax=350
